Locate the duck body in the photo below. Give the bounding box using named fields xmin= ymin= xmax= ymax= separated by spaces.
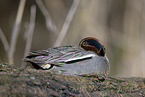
xmin=25 ymin=37 xmax=110 ymax=77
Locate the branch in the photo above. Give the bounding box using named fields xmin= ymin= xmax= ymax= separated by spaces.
xmin=36 ymin=0 xmax=57 ymax=32
xmin=0 ymin=28 xmax=9 ymax=53
xmin=22 ymin=5 xmax=36 ymax=68
xmin=53 ymin=0 xmax=80 ymax=47
xmin=8 ymin=0 xmax=26 ymax=65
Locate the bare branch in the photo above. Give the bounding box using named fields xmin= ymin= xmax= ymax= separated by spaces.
xmin=36 ymin=0 xmax=57 ymax=32
xmin=22 ymin=5 xmax=36 ymax=68
xmin=54 ymin=0 xmax=80 ymax=47
xmin=8 ymin=0 xmax=26 ymax=65
xmin=0 ymin=28 xmax=9 ymax=53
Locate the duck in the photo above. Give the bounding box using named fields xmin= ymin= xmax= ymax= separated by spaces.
xmin=24 ymin=37 xmax=110 ymax=77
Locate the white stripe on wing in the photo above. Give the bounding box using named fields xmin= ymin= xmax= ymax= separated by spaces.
xmin=64 ymin=54 xmax=96 ymax=63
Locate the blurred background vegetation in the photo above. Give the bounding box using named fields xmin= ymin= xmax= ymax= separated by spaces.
xmin=0 ymin=0 xmax=145 ymax=77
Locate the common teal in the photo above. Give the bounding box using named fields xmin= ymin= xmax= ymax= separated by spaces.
xmin=25 ymin=37 xmax=109 ymax=77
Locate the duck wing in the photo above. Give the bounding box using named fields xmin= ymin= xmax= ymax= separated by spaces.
xmin=24 ymin=46 xmax=96 ymax=70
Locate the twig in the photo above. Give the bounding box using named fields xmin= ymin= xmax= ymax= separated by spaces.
xmin=0 ymin=28 xmax=9 ymax=53
xmin=36 ymin=0 xmax=57 ymax=32
xmin=8 ymin=0 xmax=26 ymax=65
xmin=54 ymin=0 xmax=80 ymax=47
xmin=22 ymin=5 xmax=36 ymax=68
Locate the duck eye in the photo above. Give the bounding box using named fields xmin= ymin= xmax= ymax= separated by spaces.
xmin=104 ymin=48 xmax=106 ymax=52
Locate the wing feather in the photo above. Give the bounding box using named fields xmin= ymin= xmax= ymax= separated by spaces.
xmin=25 ymin=46 xmax=96 ymax=69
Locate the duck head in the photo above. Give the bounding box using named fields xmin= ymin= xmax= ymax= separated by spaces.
xmin=79 ymin=37 xmax=106 ymax=56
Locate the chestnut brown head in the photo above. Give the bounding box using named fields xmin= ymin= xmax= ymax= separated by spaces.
xmin=79 ymin=37 xmax=106 ymax=56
